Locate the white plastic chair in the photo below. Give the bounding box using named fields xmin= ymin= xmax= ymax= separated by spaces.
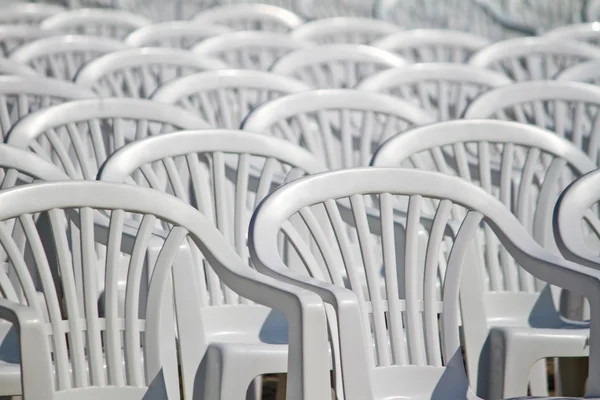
xmin=371 ymin=29 xmax=490 ymax=63
xmin=6 ymin=98 xmax=211 ymax=180
xmin=0 ymin=144 xmax=71 ymax=398
xmin=0 ymin=180 xmax=329 ymax=400
xmin=192 ymin=31 xmax=313 ymax=70
xmin=544 ymin=22 xmax=600 ymax=45
xmin=556 ymin=59 xmax=600 ymax=85
xmin=0 ymin=75 xmax=95 ymax=141
xmin=290 ymin=17 xmax=402 ymax=45
xmin=248 ymin=167 xmax=600 ymax=400
xmin=357 ymin=63 xmax=512 ymax=121
xmin=125 ymin=21 xmax=231 ymax=49
xmin=9 ymin=35 xmax=130 ymax=81
xmin=463 ymin=80 xmax=600 ymax=165
xmin=0 ymin=25 xmax=59 ymax=58
xmin=152 ymin=69 xmax=311 ymax=129
xmin=469 ymin=37 xmax=600 ymax=81
xmin=270 ymin=44 xmax=407 ymax=89
xmin=370 ymin=119 xmax=597 ymax=398
xmin=241 ymin=89 xmax=433 ymax=169
xmin=39 ymin=8 xmax=151 ymax=40
xmin=0 ymin=3 xmax=64 ymax=25
xmin=192 ymin=3 xmax=303 ymax=32
xmin=74 ymin=48 xmax=227 ymax=98
xmin=0 ymin=59 xmax=38 ymax=77
xmin=98 ymin=129 xmax=327 ymax=400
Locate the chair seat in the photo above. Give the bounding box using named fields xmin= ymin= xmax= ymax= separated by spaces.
xmin=202 ymin=304 xmax=289 ymax=345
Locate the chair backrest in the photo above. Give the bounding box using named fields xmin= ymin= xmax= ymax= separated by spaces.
xmin=556 ymin=59 xmax=600 ymax=85
xmin=463 ymin=80 xmax=600 ymax=164
xmin=0 ymin=3 xmax=64 ymax=25
xmin=151 ymin=69 xmax=310 ymax=128
xmin=74 ymin=48 xmax=227 ymax=98
xmin=554 ymin=168 xmax=600 ymax=270
xmin=290 ymin=17 xmax=402 ymax=44
xmin=544 ymin=23 xmax=600 ymax=46
xmin=98 ymin=129 xmax=325 ymax=299
xmin=0 ymin=180 xmax=266 ymax=400
xmin=249 ymin=167 xmax=592 ymax=400
xmin=0 ymin=143 xmax=69 ymax=186
xmin=0 ymin=75 xmax=95 ymax=141
xmin=192 ymin=3 xmax=303 ymax=32
xmin=0 ymin=143 xmax=69 ymax=268
xmin=242 ymin=89 xmax=433 ymax=169
xmin=6 ymin=98 xmax=211 ymax=180
xmin=270 ymin=44 xmax=407 ymax=89
xmin=371 ymin=29 xmax=490 ymax=63
xmin=0 ymin=59 xmax=38 ymax=77
xmin=469 ymin=37 xmax=600 ymax=81
xmin=371 ymin=119 xmax=596 ymax=291
xmin=9 ymin=35 xmax=130 ymax=80
xmin=191 ymin=31 xmax=313 ymax=70
xmin=373 ymin=0 xmax=535 ymax=41
xmin=125 ymin=21 xmax=231 ymax=49
xmin=357 ymin=63 xmax=512 ymax=121
xmin=40 ymin=8 xmax=151 ymax=40
xmin=0 ymin=25 xmax=59 ymax=58
xmin=296 ymin=0 xmax=375 ymax=19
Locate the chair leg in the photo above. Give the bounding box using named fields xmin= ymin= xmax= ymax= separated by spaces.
xmin=528 ymin=359 xmax=549 ymax=396
xmin=488 ymin=329 xmax=538 ymax=399
xmin=247 ymin=376 xmax=262 ymax=400
xmin=202 ymin=345 xmax=258 ymax=400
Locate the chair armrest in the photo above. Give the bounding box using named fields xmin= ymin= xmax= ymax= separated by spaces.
xmin=0 ymin=299 xmax=53 ymax=400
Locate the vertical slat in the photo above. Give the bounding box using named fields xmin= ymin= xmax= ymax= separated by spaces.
xmin=104 ymin=209 xmax=126 ymax=385
xmin=359 ymin=110 xmax=376 ymax=167
xmin=316 ymin=110 xmax=341 ymax=169
xmin=125 ymin=214 xmax=156 ymax=386
xmin=403 ymin=195 xmax=426 ymax=365
xmin=379 ymin=193 xmax=408 ymax=365
xmin=437 ymin=81 xmax=449 ymax=121
xmin=162 ymin=156 xmax=188 ymax=201
xmin=254 ymin=157 xmax=278 ymax=208
xmin=340 ymin=108 xmax=353 ymax=169
xmin=234 ymin=153 xmax=250 ymax=259
xmin=211 ymin=151 xmax=238 ymax=304
xmin=185 ymin=153 xmax=214 ymax=306
xmin=43 ymin=128 xmax=79 ymax=178
xmin=423 ymin=199 xmax=453 ymax=366
xmin=571 ymin=101 xmax=586 ymax=149
xmin=515 ymin=147 xmax=540 ymax=292
xmin=298 ymin=206 xmax=345 ymax=286
xmin=65 ymin=122 xmax=96 ymax=179
xmin=48 ymin=210 xmax=88 ymax=388
xmin=88 ymin=118 xmax=109 ymax=168
xmin=349 ymin=194 xmax=390 ymax=366
xmin=441 ymin=211 xmax=483 ymax=365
